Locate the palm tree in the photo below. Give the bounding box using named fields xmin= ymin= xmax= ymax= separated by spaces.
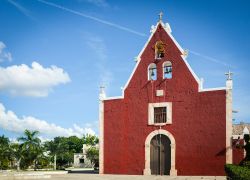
xmin=10 ymin=143 xmax=24 ymax=171
xmin=18 ymin=130 xmax=41 ymax=170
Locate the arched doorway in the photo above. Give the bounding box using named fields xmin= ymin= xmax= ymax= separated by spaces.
xmin=150 ymin=134 xmax=171 ymax=175
xmin=143 ymin=129 xmax=177 ymax=175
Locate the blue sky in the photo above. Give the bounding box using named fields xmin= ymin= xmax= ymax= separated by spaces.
xmin=0 ymin=0 xmax=249 ymax=140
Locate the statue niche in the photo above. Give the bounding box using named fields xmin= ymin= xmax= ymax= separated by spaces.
xmin=154 ymin=40 xmax=165 ymax=59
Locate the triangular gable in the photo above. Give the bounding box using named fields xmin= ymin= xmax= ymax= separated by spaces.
xmin=123 ymin=21 xmax=200 ymax=91
xmin=103 ymin=20 xmax=226 ymax=101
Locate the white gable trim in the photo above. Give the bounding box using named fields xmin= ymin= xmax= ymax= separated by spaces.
xmin=123 ymin=25 xmax=157 ymax=91
xmin=181 ymin=56 xmax=200 ymax=84
xmin=123 ymin=21 xmax=201 ymax=90
xmin=104 ymin=21 xmax=226 ymax=100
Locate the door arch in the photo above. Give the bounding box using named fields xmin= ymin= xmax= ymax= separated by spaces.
xmin=143 ymin=129 xmax=177 ymax=175
xmin=150 ymin=134 xmax=171 ymax=175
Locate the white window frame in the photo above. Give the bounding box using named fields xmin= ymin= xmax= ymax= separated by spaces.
xmin=162 ymin=61 xmax=172 ymax=79
xmin=148 ymin=63 xmax=157 ymax=81
xmin=148 ymin=102 xmax=172 ymax=125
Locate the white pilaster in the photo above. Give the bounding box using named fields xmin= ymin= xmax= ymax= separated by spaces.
xmin=99 ymin=86 xmax=106 ymax=174
xmin=226 ymin=79 xmax=233 ymax=164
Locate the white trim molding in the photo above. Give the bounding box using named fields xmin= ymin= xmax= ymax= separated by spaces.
xmin=199 ymin=87 xmax=226 ymax=92
xmin=103 ymin=96 xmax=123 ymax=101
xmin=144 ymin=129 xmax=177 ymax=175
xmin=148 ymin=102 xmax=172 ymax=125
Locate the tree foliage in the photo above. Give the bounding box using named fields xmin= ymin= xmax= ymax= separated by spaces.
xmin=86 ymin=146 xmax=99 ymax=166
xmin=0 ymin=135 xmax=11 ymax=169
xmin=0 ymin=131 xmax=99 ymax=170
xmin=18 ymin=130 xmax=42 ymax=170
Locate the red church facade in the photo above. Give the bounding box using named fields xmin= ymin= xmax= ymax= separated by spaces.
xmin=99 ymin=16 xmax=233 ymax=176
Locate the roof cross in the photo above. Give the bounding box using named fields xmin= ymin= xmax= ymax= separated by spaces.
xmin=159 ymin=11 xmax=163 ymax=21
xmin=225 ymin=70 xmax=233 ymax=80
xmin=100 ymin=85 xmax=105 ymax=94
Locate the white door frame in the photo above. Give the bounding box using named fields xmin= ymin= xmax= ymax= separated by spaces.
xmin=143 ymin=129 xmax=177 ymax=175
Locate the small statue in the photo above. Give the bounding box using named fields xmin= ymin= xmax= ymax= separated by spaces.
xmin=155 ymin=41 xmax=165 ymax=59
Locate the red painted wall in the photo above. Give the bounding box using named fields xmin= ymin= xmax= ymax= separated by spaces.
xmin=103 ymin=24 xmax=227 ymax=175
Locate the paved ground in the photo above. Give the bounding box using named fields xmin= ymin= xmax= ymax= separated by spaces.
xmin=45 ymin=174 xmax=227 ymax=180
xmin=0 ymin=172 xmax=226 ymax=180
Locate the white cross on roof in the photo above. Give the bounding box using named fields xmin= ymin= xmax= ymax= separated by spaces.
xmin=159 ymin=11 xmax=163 ymax=21
xmin=225 ymin=70 xmax=233 ymax=80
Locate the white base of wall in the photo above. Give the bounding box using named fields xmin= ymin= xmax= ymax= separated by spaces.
xmin=170 ymin=169 xmax=177 ymax=176
xmin=143 ymin=168 xmax=151 ymax=175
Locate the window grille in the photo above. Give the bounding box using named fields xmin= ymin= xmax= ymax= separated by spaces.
xmin=154 ymin=107 xmax=167 ymax=123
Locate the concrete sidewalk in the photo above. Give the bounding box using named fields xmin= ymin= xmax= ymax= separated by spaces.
xmin=0 ymin=173 xmax=226 ymax=180
xmin=51 ymin=174 xmax=226 ymax=180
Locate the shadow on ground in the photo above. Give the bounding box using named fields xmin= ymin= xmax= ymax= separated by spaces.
xmin=68 ymin=169 xmax=99 ymax=174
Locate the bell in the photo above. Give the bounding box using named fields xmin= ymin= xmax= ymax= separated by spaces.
xmin=165 ymin=67 xmax=169 ymax=74
xmin=169 ymin=67 xmax=172 ymax=73
xmin=165 ymin=66 xmax=172 ymax=74
xmin=151 ymin=69 xmax=155 ymax=77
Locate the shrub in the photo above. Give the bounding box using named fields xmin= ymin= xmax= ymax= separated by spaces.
xmin=86 ymin=146 xmax=99 ymax=167
xmin=225 ymin=164 xmax=250 ymax=180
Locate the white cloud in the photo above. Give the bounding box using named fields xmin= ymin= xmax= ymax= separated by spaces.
xmin=0 ymin=103 xmax=95 ymax=138
xmin=0 ymin=62 xmax=71 ymax=97
xmin=0 ymin=41 xmax=12 ymax=62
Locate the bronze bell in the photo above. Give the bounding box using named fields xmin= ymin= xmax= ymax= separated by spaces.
xmin=165 ymin=67 xmax=169 ymax=74
xmin=165 ymin=66 xmax=172 ymax=74
xmin=169 ymin=67 xmax=172 ymax=73
xmin=151 ymin=69 xmax=155 ymax=77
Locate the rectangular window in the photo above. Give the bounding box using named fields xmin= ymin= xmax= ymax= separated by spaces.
xmin=154 ymin=107 xmax=167 ymax=123
xmin=148 ymin=102 xmax=172 ymax=125
xmin=79 ymin=158 xmax=84 ymax=164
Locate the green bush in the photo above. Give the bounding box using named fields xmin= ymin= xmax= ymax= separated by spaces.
xmin=225 ymin=164 xmax=250 ymax=180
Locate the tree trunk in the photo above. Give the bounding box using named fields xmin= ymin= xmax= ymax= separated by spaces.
xmin=54 ymin=154 xmax=57 ymax=170
xmin=17 ymin=159 xmax=20 ymax=171
xmin=34 ymin=160 xmax=37 ymax=171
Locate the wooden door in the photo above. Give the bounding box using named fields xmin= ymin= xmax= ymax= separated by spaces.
xmin=150 ymin=134 xmax=171 ymax=175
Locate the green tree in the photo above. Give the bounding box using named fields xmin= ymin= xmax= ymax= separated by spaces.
xmin=44 ymin=136 xmax=73 ymax=170
xmin=84 ymin=134 xmax=99 ymax=146
xmin=67 ymin=136 xmax=84 ymax=153
xmin=0 ymin=135 xmax=11 ymax=169
xmin=18 ymin=130 xmax=42 ymax=170
xmin=10 ymin=143 xmax=24 ymax=171
xmin=86 ymin=146 xmax=99 ymax=167
xmin=84 ymin=134 xmax=99 ymax=168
